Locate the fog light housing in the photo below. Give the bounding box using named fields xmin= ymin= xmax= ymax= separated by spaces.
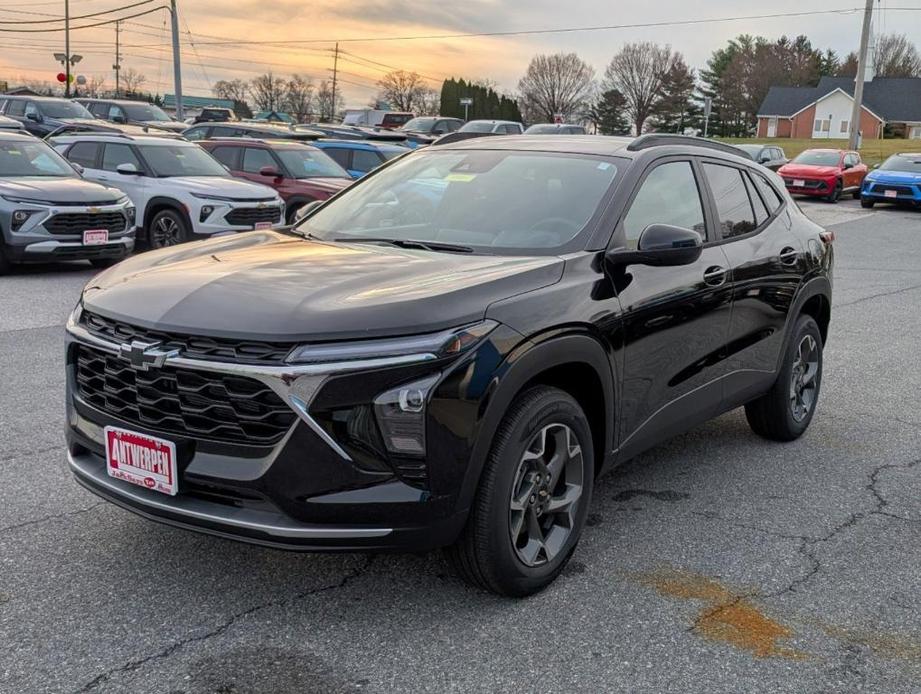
xmin=11 ymin=210 xmax=33 ymax=231
xmin=373 ymin=373 xmax=440 ymax=457
xmin=200 ymin=205 xmax=215 ymax=222
xmin=125 ymin=205 xmax=136 ymax=225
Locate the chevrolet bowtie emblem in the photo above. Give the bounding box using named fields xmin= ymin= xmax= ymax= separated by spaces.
xmin=118 ymin=340 xmax=179 ymax=371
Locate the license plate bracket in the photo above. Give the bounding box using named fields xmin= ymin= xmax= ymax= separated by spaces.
xmin=83 ymin=229 xmax=109 ymax=245
xmin=105 ymin=426 xmax=178 ymax=496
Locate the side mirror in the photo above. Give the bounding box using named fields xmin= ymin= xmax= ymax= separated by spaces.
xmin=116 ymin=163 xmax=142 ymax=176
xmin=606 ymin=224 xmax=703 ymax=268
xmin=759 ymin=153 xmax=771 ymax=163
xmin=71 ymin=162 xmax=85 ymax=175
xmin=112 ymin=114 xmax=127 ymax=124
xmin=26 ymin=112 xmax=42 ymax=123
xmin=259 ymin=165 xmax=281 ymax=178
xmin=294 ymin=199 xmax=323 ymax=222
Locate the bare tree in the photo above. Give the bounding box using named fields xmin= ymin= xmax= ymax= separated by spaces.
xmin=415 ymin=88 xmax=441 ymax=116
xmin=377 ymin=70 xmax=429 ymax=111
xmin=120 ymin=68 xmax=146 ymax=95
xmin=316 ymin=80 xmax=344 ymax=122
xmin=517 ymin=53 xmax=595 ymax=123
xmin=18 ymin=76 xmax=57 ymax=95
xmin=874 ymin=33 xmax=921 ymax=78
xmin=604 ymin=43 xmax=683 ymax=135
xmin=213 ymin=78 xmax=250 ymax=105
xmin=249 ymin=73 xmax=287 ymax=112
xmin=84 ymin=75 xmax=107 ymax=98
xmin=284 ymin=74 xmax=314 ymax=123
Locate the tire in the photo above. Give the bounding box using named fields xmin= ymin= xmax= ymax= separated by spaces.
xmin=286 ymin=202 xmax=308 ymax=225
xmin=852 ymin=188 xmax=861 ymax=200
xmin=148 ymin=209 xmax=190 ymax=249
xmin=446 ymin=386 xmax=594 ymax=597
xmin=860 ymin=197 xmax=875 ymax=209
xmin=745 ymin=315 xmax=823 ymax=442
xmin=825 ymin=179 xmax=842 ymax=203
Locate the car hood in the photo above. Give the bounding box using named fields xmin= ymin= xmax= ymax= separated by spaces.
xmin=171 ymin=176 xmax=279 ymax=200
xmin=82 ymin=231 xmax=564 ymax=342
xmin=295 ymin=177 xmax=351 ymax=193
xmin=0 ymin=176 xmax=123 ymax=203
xmin=779 ymin=164 xmax=839 ymax=177
xmin=867 ymin=169 xmax=921 ymax=184
xmin=140 ymin=120 xmax=187 ymax=132
xmin=55 ymin=117 xmax=119 ymax=131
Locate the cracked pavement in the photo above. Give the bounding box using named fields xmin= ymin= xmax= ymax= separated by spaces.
xmin=1 ymin=198 xmax=920 ymax=693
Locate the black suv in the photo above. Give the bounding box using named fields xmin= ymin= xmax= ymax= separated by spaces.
xmin=75 ymin=98 xmax=187 ymax=134
xmin=65 ymin=134 xmax=833 ymax=596
xmin=183 ymin=121 xmax=323 ymax=142
xmin=0 ymin=96 xmax=117 ymax=138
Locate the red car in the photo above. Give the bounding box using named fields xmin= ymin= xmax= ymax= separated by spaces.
xmin=778 ymin=148 xmax=867 ymax=203
xmin=201 ymin=138 xmax=352 ymax=223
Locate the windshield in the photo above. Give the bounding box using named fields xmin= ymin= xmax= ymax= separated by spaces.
xmin=276 ymin=147 xmax=349 ymax=178
xmin=299 ymin=149 xmax=619 ymax=254
xmin=526 ymin=125 xmax=560 ymax=134
xmin=123 ymin=103 xmax=171 ymax=122
xmin=39 ymin=101 xmax=93 ymax=119
xmin=401 ymin=118 xmax=437 ymax=133
xmin=459 ymin=122 xmax=496 ymax=133
xmin=140 ymin=144 xmax=228 ymax=177
xmin=879 ymin=154 xmax=921 ymax=172
xmin=792 ymin=151 xmax=841 ymax=166
xmin=0 ymin=140 xmax=76 ymax=177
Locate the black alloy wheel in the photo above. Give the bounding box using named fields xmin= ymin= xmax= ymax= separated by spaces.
xmin=149 ymin=209 xmax=189 ymax=249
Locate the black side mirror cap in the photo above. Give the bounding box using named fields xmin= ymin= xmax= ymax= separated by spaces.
xmin=606 ymin=224 xmax=703 ymax=268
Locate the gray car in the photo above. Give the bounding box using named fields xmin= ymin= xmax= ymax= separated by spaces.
xmin=0 ymin=132 xmax=136 ymax=273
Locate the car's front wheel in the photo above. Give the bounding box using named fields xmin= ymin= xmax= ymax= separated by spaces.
xmin=745 ymin=315 xmax=823 ymax=441
xmin=826 ymin=179 xmax=842 ymax=203
xmin=447 ymin=386 xmax=593 ymax=597
xmin=148 ymin=209 xmax=190 ymax=249
xmin=860 ymin=197 xmax=875 ymax=208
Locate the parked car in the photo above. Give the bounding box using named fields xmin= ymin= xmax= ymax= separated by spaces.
xmin=200 ymin=138 xmax=352 ymax=223
xmin=342 ymin=109 xmax=413 ymax=129
xmin=777 ymin=149 xmax=866 ymax=202
xmin=64 ymin=133 xmax=833 ymax=596
xmin=299 ymin=123 xmax=410 ymax=145
xmin=0 ymin=115 xmax=25 ymax=132
xmin=458 ymin=120 xmax=525 ymax=135
xmin=859 ymin=153 xmax=921 ymax=208
xmin=732 ymin=144 xmax=788 ymax=171
xmin=183 ymin=122 xmax=323 ymax=143
xmin=0 ymin=96 xmax=118 ymax=138
xmin=400 ymin=116 xmax=464 ymax=138
xmin=524 ymin=124 xmax=587 ymax=135
xmin=50 ymin=133 xmax=284 ymax=248
xmin=75 ymin=98 xmax=187 ymax=134
xmin=0 ymin=132 xmax=135 ymax=272
xmin=311 ymin=139 xmax=410 ymax=178
xmin=192 ymin=107 xmax=238 ymax=124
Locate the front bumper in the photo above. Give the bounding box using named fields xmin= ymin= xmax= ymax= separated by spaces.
xmin=861 ymin=181 xmax=921 ymax=202
xmin=782 ymin=177 xmax=834 ymax=197
xmin=191 ymin=199 xmax=285 ymax=236
xmin=9 ymin=235 xmax=134 ymax=262
xmin=64 ymin=313 xmax=472 ymax=551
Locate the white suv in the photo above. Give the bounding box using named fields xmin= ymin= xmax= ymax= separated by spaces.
xmin=51 ymin=133 xmax=285 ymax=248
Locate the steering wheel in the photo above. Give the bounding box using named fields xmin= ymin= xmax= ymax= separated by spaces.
xmin=529 ymin=217 xmax=581 ymax=234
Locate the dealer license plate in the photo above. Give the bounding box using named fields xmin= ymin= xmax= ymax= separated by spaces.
xmin=83 ymin=229 xmax=109 ymax=245
xmin=104 ymin=426 xmax=178 ymax=496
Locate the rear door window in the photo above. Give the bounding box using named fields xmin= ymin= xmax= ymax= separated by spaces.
xmin=744 ymin=173 xmax=769 ymax=226
xmin=6 ymin=100 xmax=25 ymax=117
xmin=183 ymin=126 xmax=209 ymax=141
xmin=67 ymin=141 xmax=101 ymax=168
xmin=751 ymin=172 xmax=783 ymax=214
xmin=702 ymin=163 xmax=757 ymax=239
xmin=622 ymin=161 xmax=706 ymax=248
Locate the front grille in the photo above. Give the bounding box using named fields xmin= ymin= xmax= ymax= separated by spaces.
xmin=82 ymin=311 xmax=294 ymax=364
xmin=225 ymin=206 xmax=280 ymax=227
xmin=871 ymin=184 xmax=915 ymax=196
xmin=45 ymin=212 xmax=126 ymax=236
xmin=75 ymin=345 xmax=296 ymax=445
xmin=783 ymin=178 xmax=826 ymax=190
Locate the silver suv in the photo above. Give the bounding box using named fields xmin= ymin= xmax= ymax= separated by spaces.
xmin=0 ymin=132 xmax=135 ymax=273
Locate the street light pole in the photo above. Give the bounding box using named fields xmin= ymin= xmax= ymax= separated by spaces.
xmin=848 ymin=0 xmax=874 ymax=150
xmin=64 ymin=0 xmax=70 ymax=97
xmin=170 ymin=0 xmax=183 ymax=119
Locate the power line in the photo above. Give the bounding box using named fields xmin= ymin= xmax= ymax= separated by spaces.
xmin=0 ymin=4 xmax=167 ymax=31
xmin=0 ymin=0 xmax=154 ymax=24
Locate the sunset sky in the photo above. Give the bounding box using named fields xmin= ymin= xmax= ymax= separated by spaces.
xmin=3 ymin=0 xmax=921 ymax=107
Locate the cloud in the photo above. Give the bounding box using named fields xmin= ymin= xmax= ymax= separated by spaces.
xmin=324 ymin=0 xmax=512 ymax=35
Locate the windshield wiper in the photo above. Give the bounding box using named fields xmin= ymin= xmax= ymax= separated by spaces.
xmin=332 ymin=237 xmax=475 ymax=253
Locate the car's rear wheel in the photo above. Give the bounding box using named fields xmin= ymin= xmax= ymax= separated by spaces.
xmin=446 ymin=386 xmax=593 ymax=597
xmin=826 ymin=179 xmax=842 ymax=203
xmin=148 ymin=209 xmax=190 ymax=249
xmin=860 ymin=197 xmax=875 ymax=208
xmin=745 ymin=315 xmax=823 ymax=441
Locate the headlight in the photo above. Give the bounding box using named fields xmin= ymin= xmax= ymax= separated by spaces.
xmin=285 ymin=320 xmax=498 ymax=365
xmin=125 ymin=206 xmax=136 ymax=224
xmin=190 ymin=193 xmax=243 ymax=203
xmin=1 ymin=194 xmax=52 ymax=206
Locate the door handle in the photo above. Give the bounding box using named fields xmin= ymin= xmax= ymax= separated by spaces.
xmin=703 ymin=266 xmax=727 ymax=286
xmin=779 ymin=247 xmax=798 ymax=265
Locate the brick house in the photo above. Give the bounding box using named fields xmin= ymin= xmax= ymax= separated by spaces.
xmin=756 ymin=76 xmax=921 ymax=140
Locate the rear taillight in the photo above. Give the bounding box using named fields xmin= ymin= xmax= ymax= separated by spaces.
xmin=819 ymin=230 xmax=835 ymax=244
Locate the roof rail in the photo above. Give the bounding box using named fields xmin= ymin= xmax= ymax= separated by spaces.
xmin=44 ymin=126 xmax=132 ymax=140
xmin=626 ymin=134 xmax=744 ymax=158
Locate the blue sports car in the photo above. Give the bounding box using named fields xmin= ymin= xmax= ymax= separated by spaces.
xmin=861 ymin=153 xmax=921 ymax=208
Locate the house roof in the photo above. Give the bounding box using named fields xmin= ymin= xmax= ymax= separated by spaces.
xmin=758 ymin=76 xmax=921 ymax=122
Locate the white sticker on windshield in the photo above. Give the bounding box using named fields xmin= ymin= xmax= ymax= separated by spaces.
xmin=597 ymin=162 xmax=611 ymax=171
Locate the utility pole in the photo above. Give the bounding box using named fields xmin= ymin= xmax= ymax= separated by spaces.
xmin=170 ymin=0 xmax=183 ymax=120
xmin=330 ymin=42 xmax=339 ymax=122
xmin=113 ymin=20 xmax=121 ymax=97
xmin=64 ymin=0 xmax=71 ymax=98
xmin=848 ymin=0 xmax=874 ymax=150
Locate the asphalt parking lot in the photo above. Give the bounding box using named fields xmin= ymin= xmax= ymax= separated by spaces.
xmin=1 ymin=198 xmax=920 ymax=693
